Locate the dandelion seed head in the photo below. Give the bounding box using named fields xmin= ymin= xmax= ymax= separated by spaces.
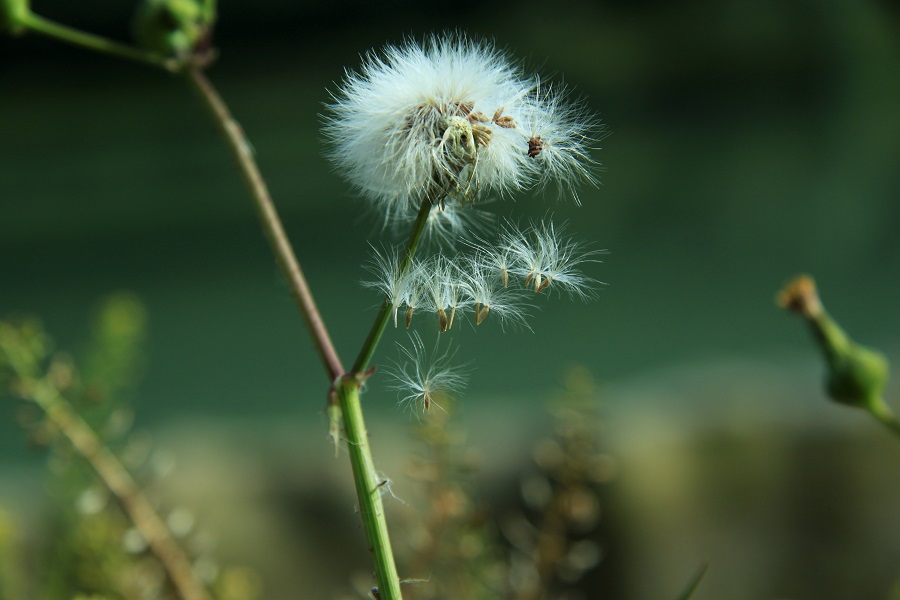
xmin=324 ymin=33 xmax=600 ymax=221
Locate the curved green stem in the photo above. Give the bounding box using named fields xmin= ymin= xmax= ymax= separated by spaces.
xmin=18 ymin=11 xmax=176 ymax=71
xmin=353 ymin=198 xmax=432 ymax=373
xmin=184 ymin=67 xmax=345 ymax=381
xmin=868 ymin=397 xmax=900 ymax=438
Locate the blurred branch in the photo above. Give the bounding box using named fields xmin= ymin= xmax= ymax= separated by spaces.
xmin=0 ymin=319 xmax=212 ymax=600
xmin=30 ymin=380 xmax=212 ymax=600
xmin=13 ymin=10 xmax=176 ymax=70
xmin=674 ymin=563 xmax=708 ymax=600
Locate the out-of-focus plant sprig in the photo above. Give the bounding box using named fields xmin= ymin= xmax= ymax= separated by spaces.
xmin=399 ymin=397 xmax=508 ymax=600
xmin=508 ymin=366 xmax=613 ymax=600
xmin=0 ymin=297 xmax=217 ymax=600
xmin=2 ymin=0 xmax=178 ymax=70
xmin=778 ymin=274 xmax=897 ymax=436
xmin=394 ymin=367 xmax=613 ymax=600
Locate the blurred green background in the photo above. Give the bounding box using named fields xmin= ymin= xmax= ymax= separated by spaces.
xmin=2 ymin=0 xmax=900 ymax=598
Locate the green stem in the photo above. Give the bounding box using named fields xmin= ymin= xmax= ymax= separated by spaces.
xmin=18 ymin=11 xmax=175 ymax=71
xmin=184 ymin=67 xmax=345 ymax=381
xmin=337 ymin=379 xmax=402 ymax=599
xmin=338 ymin=196 xmax=433 ymax=599
xmin=352 ymin=198 xmax=433 ymax=373
xmin=868 ymin=397 xmax=900 ymax=438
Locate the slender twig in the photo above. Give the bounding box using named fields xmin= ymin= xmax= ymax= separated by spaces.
xmin=353 ymin=198 xmax=433 ymax=373
xmin=184 ymin=67 xmax=345 ymax=382
xmin=186 ymin=65 xmax=414 ymax=595
xmin=29 ymin=379 xmax=211 ymax=600
xmin=13 ymin=13 xmax=343 ymax=382
xmin=18 ymin=11 xmax=176 ymax=70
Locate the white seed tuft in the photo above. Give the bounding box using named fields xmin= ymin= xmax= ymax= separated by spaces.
xmin=386 ymin=332 xmax=468 ymax=414
xmin=362 ymin=246 xmax=423 ymax=328
xmin=506 ymin=219 xmax=604 ymax=299
xmin=461 ymin=253 xmax=533 ymax=331
xmin=324 ymin=34 xmax=600 ymax=222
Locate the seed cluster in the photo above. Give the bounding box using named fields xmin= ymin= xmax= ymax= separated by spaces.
xmin=365 ymin=220 xmax=600 ymax=335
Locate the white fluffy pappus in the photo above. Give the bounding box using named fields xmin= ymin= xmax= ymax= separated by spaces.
xmin=323 ymin=34 xmax=600 ymax=218
xmin=386 ymin=332 xmax=469 ymax=414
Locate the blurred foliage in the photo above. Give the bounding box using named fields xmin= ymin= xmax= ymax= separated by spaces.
xmin=398 ymin=396 xmax=507 ymax=600
xmin=390 ymin=366 xmax=611 ymax=600
xmin=0 ymin=297 xmax=261 ymax=600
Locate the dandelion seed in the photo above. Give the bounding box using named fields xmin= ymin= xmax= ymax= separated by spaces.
xmin=462 ymin=254 xmax=532 ymax=330
xmin=375 ymin=474 xmax=406 ymax=505
xmin=423 ymin=255 xmax=470 ymax=332
xmin=400 ymin=263 xmax=426 ymax=329
xmin=506 ymin=219 xmax=603 ymax=299
xmin=519 ymin=81 xmax=601 ymax=204
xmin=323 ymin=33 xmax=600 ymax=221
xmin=387 ymin=333 xmax=468 ymax=414
xmin=363 ymin=246 xmax=423 ymax=327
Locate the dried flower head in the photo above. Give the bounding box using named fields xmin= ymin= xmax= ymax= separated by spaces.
xmin=324 ymin=34 xmax=600 ymax=219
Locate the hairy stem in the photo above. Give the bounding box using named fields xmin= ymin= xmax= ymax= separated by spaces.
xmin=30 ymin=380 xmax=211 ymax=600
xmin=185 ymin=67 xmax=345 ymax=381
xmin=18 ymin=12 xmax=175 ymax=70
xmin=337 ymin=379 xmax=402 ymax=599
xmin=353 ymin=198 xmax=433 ymax=373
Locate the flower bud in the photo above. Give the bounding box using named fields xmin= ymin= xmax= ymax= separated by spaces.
xmin=779 ymin=275 xmax=890 ymax=415
xmin=132 ymin=0 xmax=216 ymax=60
xmin=1 ymin=0 xmax=29 ymax=35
